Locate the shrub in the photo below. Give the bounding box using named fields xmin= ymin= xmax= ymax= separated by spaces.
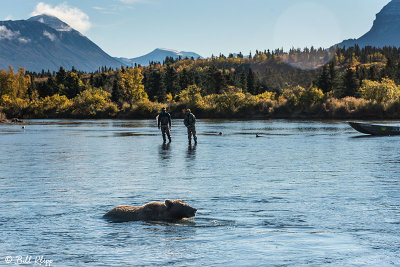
xmin=0 ymin=94 xmax=30 ymax=118
xmin=283 ymin=86 xmax=325 ymax=109
xmin=0 ymin=112 xmax=7 ymax=122
xmin=72 ymin=88 xmax=115 ymax=117
xmin=257 ymin=91 xmax=276 ymax=101
xmin=29 ymin=94 xmax=72 ymax=117
xmin=359 ymin=78 xmax=400 ymax=102
xmin=133 ymin=99 xmax=164 ymax=116
xmin=204 ymin=87 xmax=247 ymax=113
xmin=178 ymin=85 xmax=204 ymax=108
xmin=386 ymin=101 xmax=400 ymax=119
xmin=324 ymin=97 xmax=369 ymax=118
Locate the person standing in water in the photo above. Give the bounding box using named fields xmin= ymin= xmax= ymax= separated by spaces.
xmin=184 ymin=109 xmax=197 ymax=144
xmin=158 ymin=107 xmax=172 ymax=143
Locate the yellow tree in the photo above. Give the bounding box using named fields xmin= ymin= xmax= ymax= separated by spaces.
xmin=178 ymin=84 xmax=204 ymax=108
xmin=359 ymin=78 xmax=400 ymax=103
xmin=73 ymin=88 xmax=113 ymax=116
xmin=0 ymin=67 xmax=29 ymax=99
xmin=0 ymin=70 xmax=8 ymax=97
xmin=118 ymin=67 xmax=148 ymax=108
xmin=1 ymin=66 xmax=17 ymax=98
xmin=16 ymin=67 xmax=29 ymax=99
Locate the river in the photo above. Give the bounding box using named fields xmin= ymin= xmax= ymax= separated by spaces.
xmin=0 ymin=119 xmax=399 ymax=266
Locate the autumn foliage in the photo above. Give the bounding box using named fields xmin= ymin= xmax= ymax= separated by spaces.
xmin=2 ymin=46 xmax=400 ymax=119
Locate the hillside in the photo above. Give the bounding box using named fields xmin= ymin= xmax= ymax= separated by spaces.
xmin=338 ymin=0 xmax=400 ymax=48
xmin=115 ymin=48 xmax=202 ymax=66
xmin=0 ymin=15 xmax=123 ymax=72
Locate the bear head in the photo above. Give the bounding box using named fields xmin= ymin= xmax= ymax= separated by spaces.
xmin=165 ymin=199 xmax=197 ymax=220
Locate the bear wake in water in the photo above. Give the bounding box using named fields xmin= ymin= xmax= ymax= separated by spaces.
xmin=104 ymin=199 xmax=197 ymax=222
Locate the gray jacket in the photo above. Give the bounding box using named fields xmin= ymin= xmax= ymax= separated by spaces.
xmin=184 ymin=113 xmax=196 ymax=128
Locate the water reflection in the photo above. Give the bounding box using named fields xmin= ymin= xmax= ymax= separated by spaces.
xmin=158 ymin=143 xmax=171 ymax=163
xmin=114 ymin=132 xmax=157 ymax=137
xmin=350 ymin=135 xmax=381 ymax=139
xmin=186 ymin=144 xmax=197 ymax=161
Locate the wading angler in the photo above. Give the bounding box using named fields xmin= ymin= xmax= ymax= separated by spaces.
xmin=157 ymin=107 xmax=172 ymax=143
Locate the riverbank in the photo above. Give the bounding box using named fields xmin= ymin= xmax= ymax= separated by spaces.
xmin=2 ymin=97 xmax=400 ymax=121
xmin=0 ymin=112 xmax=7 ymax=123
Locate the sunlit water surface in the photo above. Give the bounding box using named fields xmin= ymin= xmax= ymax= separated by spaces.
xmin=0 ymin=120 xmax=399 ymax=266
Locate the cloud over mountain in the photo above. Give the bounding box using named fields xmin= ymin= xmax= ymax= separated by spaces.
xmin=0 ymin=25 xmax=30 ymax=43
xmin=31 ymin=2 xmax=91 ymax=33
xmin=0 ymin=15 xmax=123 ymax=72
xmin=43 ymin=30 xmax=56 ymax=41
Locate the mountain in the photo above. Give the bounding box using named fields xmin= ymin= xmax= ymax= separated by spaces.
xmin=115 ymin=48 xmax=202 ymax=66
xmin=338 ymin=0 xmax=400 ymax=48
xmin=0 ymin=15 xmax=123 ymax=72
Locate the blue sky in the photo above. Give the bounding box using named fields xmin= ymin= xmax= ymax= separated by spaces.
xmin=0 ymin=0 xmax=391 ymax=58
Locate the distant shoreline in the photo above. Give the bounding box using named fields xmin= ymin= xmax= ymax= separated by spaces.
xmin=3 ymin=112 xmax=400 ymax=122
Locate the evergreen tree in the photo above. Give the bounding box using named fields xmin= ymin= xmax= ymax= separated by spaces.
xmin=63 ymin=72 xmax=83 ymax=98
xmin=396 ymin=63 xmax=400 ymax=84
xmin=27 ymin=76 xmax=37 ymax=100
xmin=37 ymin=77 xmax=56 ymax=97
xmin=178 ymin=68 xmax=192 ymax=93
xmin=328 ymin=61 xmax=339 ymax=91
xmin=239 ymin=72 xmax=247 ymax=91
xmin=368 ymin=65 xmax=378 ymax=81
xmin=56 ymin=67 xmax=66 ymax=85
xmin=383 ymin=56 xmax=396 ymax=80
xmin=147 ymin=69 xmax=164 ymax=102
xmin=318 ymin=65 xmax=331 ymax=93
xmin=89 ymin=74 xmax=94 ymax=87
xmin=317 ymin=61 xmax=339 ymax=93
xmin=247 ymin=68 xmax=256 ymax=94
xmin=342 ymin=68 xmax=359 ymax=97
xmin=206 ymin=65 xmax=226 ymax=94
xmin=111 ymin=79 xmax=122 ymax=106
xmin=163 ymin=65 xmax=178 ymax=96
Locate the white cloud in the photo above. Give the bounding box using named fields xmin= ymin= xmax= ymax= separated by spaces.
xmin=0 ymin=26 xmax=19 ymax=40
xmin=56 ymin=25 xmax=72 ymax=32
xmin=43 ymin=30 xmax=56 ymax=41
xmin=18 ymin=37 xmax=30 ymax=44
xmin=93 ymin=6 xmax=105 ymax=11
xmin=5 ymin=15 xmax=13 ymax=20
xmin=0 ymin=26 xmax=30 ymax=43
xmin=119 ymin=0 xmax=149 ymax=4
xmin=31 ymin=2 xmax=91 ymax=33
xmin=92 ymin=6 xmax=118 ymax=14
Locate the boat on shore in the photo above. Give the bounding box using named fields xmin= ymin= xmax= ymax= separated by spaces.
xmin=348 ymin=121 xmax=400 ymax=136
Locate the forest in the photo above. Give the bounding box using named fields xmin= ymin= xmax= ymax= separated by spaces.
xmin=2 ymin=45 xmax=400 ymax=120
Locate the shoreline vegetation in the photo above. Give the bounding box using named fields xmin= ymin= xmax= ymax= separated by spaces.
xmin=2 ymin=46 xmax=400 ymax=121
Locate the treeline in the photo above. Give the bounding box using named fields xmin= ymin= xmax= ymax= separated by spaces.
xmin=2 ymin=45 xmax=400 ymax=119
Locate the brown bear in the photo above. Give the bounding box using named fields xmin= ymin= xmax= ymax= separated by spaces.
xmin=104 ymin=199 xmax=197 ymax=222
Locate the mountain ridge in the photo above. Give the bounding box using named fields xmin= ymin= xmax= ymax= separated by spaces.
xmin=115 ymin=48 xmax=202 ymax=66
xmin=338 ymin=0 xmax=400 ymax=48
xmin=0 ymin=15 xmax=123 ymax=72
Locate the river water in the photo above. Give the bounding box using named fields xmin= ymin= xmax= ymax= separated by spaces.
xmin=0 ymin=120 xmax=399 ymax=266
